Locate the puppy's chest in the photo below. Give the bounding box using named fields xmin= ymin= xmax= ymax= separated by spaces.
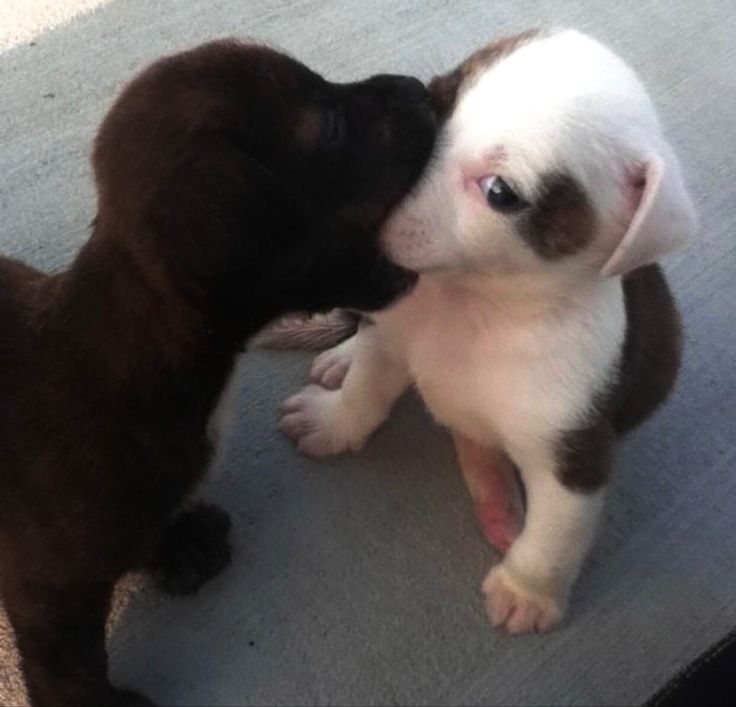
xmin=384 ymin=285 xmax=625 ymax=444
xmin=409 ymin=322 xmax=565 ymax=442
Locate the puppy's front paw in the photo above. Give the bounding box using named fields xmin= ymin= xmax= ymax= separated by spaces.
xmin=279 ymin=385 xmax=356 ymax=457
xmin=309 ymin=340 xmax=354 ymax=390
xmin=482 ymin=563 xmax=565 ymax=635
xmin=151 ymin=502 xmax=232 ymax=596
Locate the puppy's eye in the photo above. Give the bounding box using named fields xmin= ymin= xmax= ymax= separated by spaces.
xmin=479 ymin=175 xmax=524 ymax=212
xmin=319 ymin=107 xmax=345 ymax=148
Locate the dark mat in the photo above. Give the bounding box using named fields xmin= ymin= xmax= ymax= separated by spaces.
xmin=647 ymin=630 xmax=736 ymax=707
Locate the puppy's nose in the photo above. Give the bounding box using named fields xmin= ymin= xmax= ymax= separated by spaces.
xmin=372 ymin=74 xmax=429 ymax=103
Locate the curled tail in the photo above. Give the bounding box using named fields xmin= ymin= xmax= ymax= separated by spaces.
xmin=254 ymin=309 xmax=362 ymax=350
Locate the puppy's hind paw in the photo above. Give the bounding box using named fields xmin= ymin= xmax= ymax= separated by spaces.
xmin=151 ymin=502 xmax=232 ymax=596
xmin=279 ymin=385 xmax=355 ymax=457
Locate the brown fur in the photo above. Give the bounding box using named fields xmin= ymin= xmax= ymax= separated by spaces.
xmin=557 ymin=264 xmax=682 ymax=492
xmin=428 ymin=30 xmax=541 ymax=117
xmin=0 ymin=39 xmax=435 ymax=706
xmin=517 ymin=172 xmax=597 ymax=260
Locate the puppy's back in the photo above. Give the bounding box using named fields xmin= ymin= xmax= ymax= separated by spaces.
xmin=0 ymin=256 xmax=49 ymax=442
xmin=0 ymin=255 xmax=47 ymax=352
xmin=614 ymin=264 xmax=682 ymax=435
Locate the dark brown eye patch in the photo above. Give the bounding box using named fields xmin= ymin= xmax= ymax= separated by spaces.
xmin=515 ymin=171 xmax=597 ymax=260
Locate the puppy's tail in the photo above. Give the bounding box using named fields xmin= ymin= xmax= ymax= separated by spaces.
xmin=254 ymin=309 xmax=361 ymax=350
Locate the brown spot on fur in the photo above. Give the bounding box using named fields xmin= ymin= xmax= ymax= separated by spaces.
xmin=557 ymin=264 xmax=682 ymax=492
xmin=429 ymin=30 xmax=541 ymax=118
xmin=614 ymin=264 xmax=683 ymax=434
xmin=557 ymin=418 xmax=616 ymax=493
xmin=517 ymin=171 xmax=597 ymax=260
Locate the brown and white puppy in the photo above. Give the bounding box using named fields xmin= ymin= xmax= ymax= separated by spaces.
xmin=279 ymin=30 xmax=696 ymax=634
xmin=0 ymin=40 xmax=435 ymax=706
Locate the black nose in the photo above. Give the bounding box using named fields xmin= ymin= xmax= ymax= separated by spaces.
xmin=371 ymin=74 xmax=429 ymax=104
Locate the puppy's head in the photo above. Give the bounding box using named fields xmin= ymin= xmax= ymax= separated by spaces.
xmin=92 ymin=40 xmax=436 ymax=317
xmin=381 ymin=30 xmax=696 ymax=282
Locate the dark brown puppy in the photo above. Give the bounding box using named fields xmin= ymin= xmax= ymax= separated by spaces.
xmin=0 ymin=39 xmax=435 ymax=706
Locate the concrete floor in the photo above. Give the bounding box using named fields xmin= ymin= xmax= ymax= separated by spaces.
xmin=1 ymin=1 xmax=735 ymax=705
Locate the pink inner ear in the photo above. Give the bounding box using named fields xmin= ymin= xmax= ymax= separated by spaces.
xmin=624 ymin=164 xmax=647 ymax=222
xmin=602 ymin=153 xmax=695 ymax=278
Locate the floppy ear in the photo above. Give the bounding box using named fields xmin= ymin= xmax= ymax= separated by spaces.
xmin=601 ymin=153 xmax=697 ymax=277
xmin=148 ymin=137 xmax=306 ymax=293
xmin=428 ymin=70 xmax=463 ymax=119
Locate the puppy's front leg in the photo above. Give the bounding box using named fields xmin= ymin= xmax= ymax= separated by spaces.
xmin=147 ymin=502 xmax=232 ymax=596
xmin=308 ymin=334 xmax=357 ymax=390
xmin=280 ymin=325 xmax=408 ymax=457
xmin=483 ymin=426 xmax=612 ymax=634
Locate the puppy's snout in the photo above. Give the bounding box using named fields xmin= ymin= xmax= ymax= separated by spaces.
xmin=370 ymin=74 xmax=429 ymax=104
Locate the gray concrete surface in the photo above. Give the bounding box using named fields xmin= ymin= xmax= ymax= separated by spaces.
xmin=1 ymin=1 xmax=735 ymax=705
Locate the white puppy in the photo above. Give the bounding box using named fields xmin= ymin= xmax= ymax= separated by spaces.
xmin=279 ymin=29 xmax=696 ymax=634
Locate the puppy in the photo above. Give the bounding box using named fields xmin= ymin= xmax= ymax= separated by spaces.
xmin=0 ymin=39 xmax=435 ymax=705
xmin=279 ymin=30 xmax=696 ymax=634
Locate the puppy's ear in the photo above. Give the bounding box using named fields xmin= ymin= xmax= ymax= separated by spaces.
xmin=428 ymin=70 xmax=463 ymax=119
xmin=601 ymin=153 xmax=696 ymax=277
xmin=149 ymin=138 xmax=306 ymax=292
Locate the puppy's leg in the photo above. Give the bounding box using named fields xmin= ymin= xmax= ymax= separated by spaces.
xmin=483 ymin=427 xmax=612 ymax=634
xmin=280 ymin=326 xmax=408 ymax=457
xmin=309 ymin=334 xmax=357 ymax=390
xmin=451 ymin=432 xmax=524 ymax=554
xmin=4 ymin=579 xmax=152 ymax=706
xmin=148 ymin=501 xmax=232 ymax=596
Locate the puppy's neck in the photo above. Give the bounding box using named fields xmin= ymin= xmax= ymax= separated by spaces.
xmin=47 ymin=226 xmax=256 ymax=394
xmin=423 ymin=266 xmax=617 ymax=321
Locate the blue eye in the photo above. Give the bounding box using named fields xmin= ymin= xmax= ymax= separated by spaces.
xmin=479 ymin=175 xmax=523 ymax=211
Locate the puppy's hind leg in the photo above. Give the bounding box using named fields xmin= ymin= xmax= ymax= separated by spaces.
xmin=3 ymin=578 xmax=152 ymax=706
xmin=147 ymin=501 xmax=232 ymax=596
xmin=280 ymin=325 xmax=409 ymax=457
xmin=451 ymin=433 xmax=525 ymax=554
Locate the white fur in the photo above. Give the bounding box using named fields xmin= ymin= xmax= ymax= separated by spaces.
xmin=281 ymin=30 xmax=695 ymax=633
xmin=382 ymin=30 xmax=695 ymax=277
